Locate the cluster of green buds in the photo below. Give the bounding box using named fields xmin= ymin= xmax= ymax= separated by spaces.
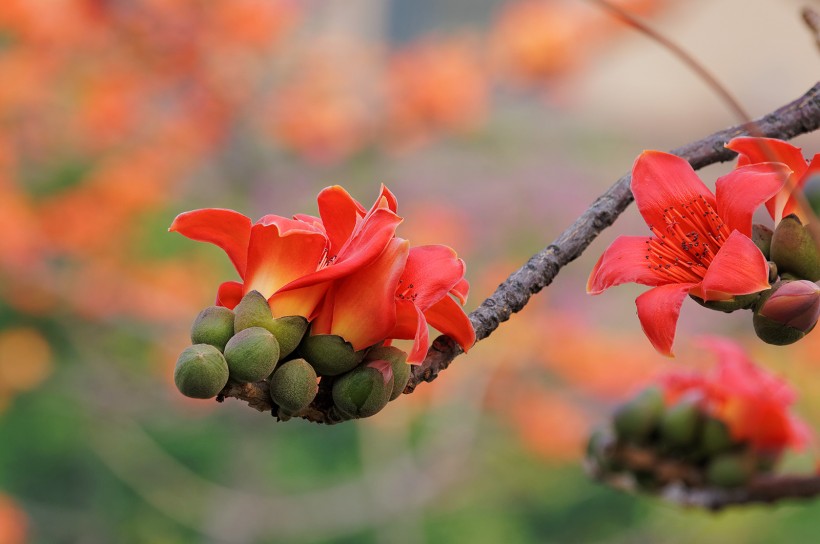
xmin=173 ymin=291 xmax=412 ymax=420
xmin=692 ymin=216 xmax=820 ymax=346
xmin=586 ymin=387 xmax=779 ymax=492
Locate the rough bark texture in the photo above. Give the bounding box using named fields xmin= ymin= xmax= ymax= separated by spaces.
xmin=220 ymin=82 xmax=820 ymax=426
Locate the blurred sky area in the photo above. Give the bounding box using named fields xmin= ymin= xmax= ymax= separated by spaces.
xmin=1 ymin=1 xmax=820 ymax=542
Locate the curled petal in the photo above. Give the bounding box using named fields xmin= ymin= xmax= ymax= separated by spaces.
xmin=400 ymin=245 xmax=465 ymax=310
xmin=216 ymin=281 xmax=244 ymax=309
xmin=169 ymin=209 xmax=251 ymax=277
xmin=699 ymin=231 xmax=770 ymax=301
xmin=450 ymin=277 xmax=470 ymax=304
xmin=635 ymin=283 xmax=696 ymax=357
xmin=587 ymin=236 xmax=667 ymax=294
xmin=317 ymin=186 xmax=366 ymax=256
xmin=399 ymin=299 xmax=430 ymax=364
xmin=632 ymin=151 xmax=715 ymax=233
xmin=727 ymin=137 xmax=808 ymax=178
xmin=715 ymin=163 xmax=791 ymax=235
xmin=424 ymin=295 xmax=476 ymax=355
xmin=244 ymin=222 xmax=327 ymax=300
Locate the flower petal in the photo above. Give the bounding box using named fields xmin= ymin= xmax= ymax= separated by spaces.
xmin=782 ymin=153 xmax=820 ymax=220
xmin=269 ymin=283 xmax=329 ymax=320
xmin=727 ymin=137 xmax=808 ymax=177
xmin=400 ymin=245 xmax=465 ymax=311
xmin=216 ymin=280 xmax=244 ymax=309
xmin=327 ymin=238 xmax=410 ymax=350
xmin=278 ymin=207 xmax=403 ymax=292
xmin=397 ymin=298 xmax=429 ymax=364
xmin=715 ymin=163 xmax=791 ymax=234
xmin=631 ymin=151 xmax=715 ymax=232
xmin=317 ymin=185 xmax=366 ymax=257
xmin=635 ymin=283 xmax=695 ymax=357
xmin=244 ymin=220 xmax=328 ymax=300
xmin=169 ymin=208 xmax=252 ymax=277
xmin=424 ymin=294 xmax=476 ymax=355
xmin=587 ymin=236 xmax=667 ymax=294
xmin=450 ymin=277 xmax=470 ymax=304
xmin=699 ymin=231 xmax=770 ymax=301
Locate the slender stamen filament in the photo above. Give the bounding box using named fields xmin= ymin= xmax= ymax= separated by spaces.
xmin=646 ymin=196 xmax=729 ymax=281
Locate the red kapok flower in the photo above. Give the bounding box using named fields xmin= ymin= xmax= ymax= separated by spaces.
xmin=587 ymin=151 xmax=791 ymax=356
xmin=389 ymin=245 xmax=475 ymax=363
xmin=169 ymin=185 xmax=402 ymax=319
xmin=659 ymin=337 xmax=809 ymax=452
xmin=726 ymin=137 xmax=820 ymax=224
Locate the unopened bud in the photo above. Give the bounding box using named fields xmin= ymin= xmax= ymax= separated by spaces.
xmin=752 ymin=223 xmax=774 ymax=259
xmin=759 ymin=280 xmax=820 ymax=332
xmin=753 ymin=281 xmax=820 ymax=345
xmin=659 ymin=397 xmax=701 ymax=448
xmin=364 ymin=346 xmax=409 ymax=401
xmin=706 ymin=452 xmax=756 ymax=488
xmin=299 ymin=334 xmax=365 ymax=376
xmin=269 ymin=358 xmax=318 ymax=416
xmin=234 ymin=290 xmax=307 ymax=359
xmin=770 ymin=214 xmax=820 ymax=281
xmin=190 ymin=306 xmax=235 ymax=352
xmin=613 ymin=386 xmax=664 ymax=443
xmin=332 ymin=360 xmax=394 ymax=418
xmin=174 ymin=344 xmax=229 ymax=399
xmin=224 ymin=327 xmax=280 ymax=382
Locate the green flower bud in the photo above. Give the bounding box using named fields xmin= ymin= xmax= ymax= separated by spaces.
xmin=224 ymin=327 xmax=280 ymax=382
xmin=299 ymin=334 xmax=365 ymax=376
xmin=332 ymin=360 xmax=394 ymax=418
xmin=613 ymin=386 xmax=664 ymax=443
xmin=659 ymin=397 xmax=701 ymax=448
xmin=266 ymin=316 xmax=308 ymax=359
xmin=269 ymin=358 xmax=318 ymax=416
xmin=234 ymin=290 xmax=273 ymax=331
xmin=190 ymin=306 xmax=235 ymax=352
xmin=364 ymin=346 xmax=409 ymax=401
xmin=752 ymin=223 xmax=774 ymax=259
xmin=770 ymin=214 xmax=820 ymax=281
xmin=706 ymin=452 xmax=755 ymax=488
xmin=234 ymin=290 xmax=307 ymax=359
xmin=586 ymin=426 xmax=616 ymax=471
xmin=174 ymin=344 xmax=229 ymax=399
xmin=699 ymin=417 xmax=734 ymax=456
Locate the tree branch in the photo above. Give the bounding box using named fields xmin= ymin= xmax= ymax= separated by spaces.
xmin=220 ymin=82 xmax=820 ymax=423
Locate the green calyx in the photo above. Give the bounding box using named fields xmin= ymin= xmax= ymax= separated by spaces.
xmin=752 ymin=223 xmax=774 ymax=259
xmin=224 ymin=326 xmax=280 ymax=382
xmin=770 ymin=214 xmax=820 ymax=281
xmin=689 ymin=292 xmax=760 ymax=313
xmin=174 ymin=344 xmax=229 ymax=399
xmin=699 ymin=417 xmax=734 ymax=456
xmin=190 ymin=306 xmax=235 ymax=352
xmin=332 ymin=361 xmax=394 ymax=419
xmin=233 ymin=290 xmax=308 ymax=359
xmin=752 ymin=288 xmax=809 ymax=346
xmin=364 ymin=346 xmax=410 ymax=401
xmin=613 ymin=386 xmax=664 ymax=443
xmin=269 ymin=358 xmax=318 ymax=416
xmin=300 ymin=334 xmax=365 ymax=376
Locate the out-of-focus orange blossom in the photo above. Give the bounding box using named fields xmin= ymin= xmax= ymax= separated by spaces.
xmin=0 ymin=327 xmax=53 ymax=414
xmin=0 ymin=493 xmax=27 ymax=544
xmin=385 ymin=36 xmax=488 ymax=149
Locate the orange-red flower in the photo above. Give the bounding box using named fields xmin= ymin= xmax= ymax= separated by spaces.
xmin=587 ymin=151 xmax=790 ymax=356
xmin=171 ymin=185 xmax=474 ymax=362
xmin=659 ymin=337 xmax=809 ymax=452
xmin=169 ymin=186 xmax=402 ymax=320
xmin=727 ymin=137 xmax=820 ymax=225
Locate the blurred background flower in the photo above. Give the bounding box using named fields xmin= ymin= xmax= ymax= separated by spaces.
xmin=2 ymin=0 xmax=820 ymax=542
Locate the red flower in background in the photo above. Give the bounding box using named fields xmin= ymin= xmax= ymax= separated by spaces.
xmin=660 ymin=338 xmax=809 ymax=452
xmin=172 ymin=185 xmax=474 ymax=363
xmin=727 ymin=137 xmax=820 ymax=225
xmin=587 ymin=151 xmax=790 ymax=356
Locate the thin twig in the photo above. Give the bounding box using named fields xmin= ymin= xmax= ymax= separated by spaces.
xmin=804 ymin=7 xmax=820 ymax=52
xmin=221 ymin=82 xmax=820 ymax=422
